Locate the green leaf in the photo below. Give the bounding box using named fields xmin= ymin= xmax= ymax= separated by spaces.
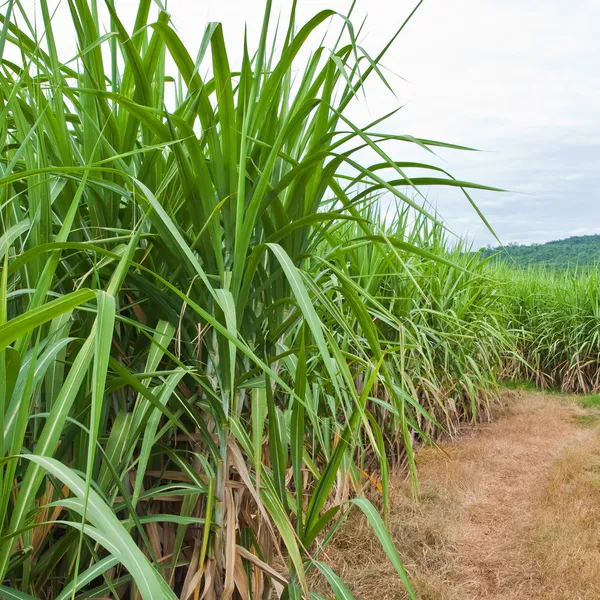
xmin=350 ymin=498 xmax=417 ymax=599
xmin=21 ymin=455 xmax=177 ymax=600
xmin=0 ymin=290 xmax=94 ymax=352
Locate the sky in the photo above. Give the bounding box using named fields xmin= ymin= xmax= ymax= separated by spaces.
xmin=31 ymin=0 xmax=600 ymax=247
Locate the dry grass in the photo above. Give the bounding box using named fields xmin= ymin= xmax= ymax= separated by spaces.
xmin=309 ymin=391 xmax=600 ymax=599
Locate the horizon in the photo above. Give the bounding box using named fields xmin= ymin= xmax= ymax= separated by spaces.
xmin=481 ymin=231 xmax=600 ymax=250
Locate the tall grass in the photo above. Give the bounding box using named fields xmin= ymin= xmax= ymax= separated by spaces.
xmin=0 ymin=1 xmax=566 ymax=599
xmin=499 ymin=264 xmax=600 ymax=393
xmin=321 ymin=205 xmax=514 ymax=439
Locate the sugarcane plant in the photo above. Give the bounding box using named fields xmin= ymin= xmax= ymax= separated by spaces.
xmin=0 ymin=0 xmax=507 ymax=598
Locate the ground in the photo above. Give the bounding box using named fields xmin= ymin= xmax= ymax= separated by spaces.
xmin=310 ymin=390 xmax=600 ymax=599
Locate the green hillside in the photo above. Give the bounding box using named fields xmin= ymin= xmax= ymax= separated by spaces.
xmin=480 ymin=234 xmax=600 ymax=268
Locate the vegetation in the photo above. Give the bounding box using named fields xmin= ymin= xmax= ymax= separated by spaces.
xmin=0 ymin=1 xmax=597 ymax=600
xmin=480 ymin=234 xmax=600 ymax=269
xmin=501 ymin=265 xmax=600 ymax=394
xmin=579 ymin=394 xmax=600 ymax=409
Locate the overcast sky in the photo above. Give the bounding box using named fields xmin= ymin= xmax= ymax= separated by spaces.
xmin=38 ymin=0 xmax=600 ymax=247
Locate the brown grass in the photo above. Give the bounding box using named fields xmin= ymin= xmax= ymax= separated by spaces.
xmin=309 ymin=391 xmax=600 ymax=599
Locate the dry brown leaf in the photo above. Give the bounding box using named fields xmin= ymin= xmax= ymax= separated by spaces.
xmin=200 ymin=559 xmax=217 ymax=600
xmin=233 ymin=550 xmax=251 ymax=600
xmin=227 ymin=438 xmax=280 ymax=551
xmin=180 ymin=539 xmax=200 ymax=600
xmin=221 ymin=487 xmax=236 ymax=600
xmin=236 ymin=544 xmax=288 ymax=586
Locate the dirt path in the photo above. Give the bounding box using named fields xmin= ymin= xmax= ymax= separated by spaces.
xmin=314 ymin=391 xmax=600 ymax=599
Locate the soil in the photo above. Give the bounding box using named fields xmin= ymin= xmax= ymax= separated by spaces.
xmin=309 ymin=390 xmax=600 ymax=599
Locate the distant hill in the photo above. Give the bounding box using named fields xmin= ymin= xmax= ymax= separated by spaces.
xmin=479 ymin=234 xmax=600 ymax=269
